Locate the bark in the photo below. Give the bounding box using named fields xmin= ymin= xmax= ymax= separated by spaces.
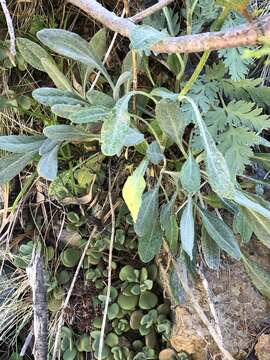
xmin=67 ymin=0 xmax=270 ymax=54
xmin=27 ymin=246 xmax=48 ymax=360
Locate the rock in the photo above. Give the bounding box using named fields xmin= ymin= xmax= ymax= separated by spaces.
xmin=255 ymin=334 xmax=270 ymax=360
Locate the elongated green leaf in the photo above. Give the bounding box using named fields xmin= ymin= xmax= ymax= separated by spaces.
xmin=69 ymin=106 xmax=111 ymax=124
xmin=37 ymin=29 xmax=114 ymax=88
xmin=201 ymin=228 xmax=220 ymax=270
xmin=138 ymin=222 xmax=162 ymax=263
xmin=130 ymin=25 xmax=169 ymax=51
xmin=101 ymin=94 xmax=133 ymax=156
xmin=180 ymin=152 xmax=201 ymax=193
xmin=180 ymin=196 xmax=195 ymax=259
xmin=146 ymin=141 xmax=164 ymax=165
xmin=240 ymin=206 xmax=270 ymax=248
xmin=0 ymin=135 xmax=45 ymax=153
xmin=43 ymin=125 xmax=97 ymax=141
xmin=185 ymin=97 xmax=235 ymax=198
xmin=242 ymin=255 xmax=270 ymax=298
xmin=39 ymin=139 xmax=60 ymax=155
xmin=134 ymin=185 xmax=159 ymax=237
xmin=51 ymin=104 xmax=83 ymax=119
xmin=234 ymin=190 xmax=270 ymax=220
xmin=123 ymin=128 xmax=144 ymax=147
xmin=199 ymin=208 xmax=241 ymax=260
xmin=156 ymin=99 xmax=185 ymax=146
xmin=113 ymin=71 xmax=132 ymax=100
xmin=37 ymin=144 xmax=59 ymax=181
xmin=122 ymin=159 xmax=149 ymax=222
xmin=86 ymin=90 xmax=115 ymax=108
xmin=32 ymin=88 xmax=87 ymax=107
xmin=233 ymin=210 xmax=253 ymax=244
xmin=17 ymin=37 xmax=53 ymax=71
xmin=252 ymin=153 xmax=270 ymax=171
xmin=40 ymin=58 xmax=73 ymax=91
xmin=0 ymin=152 xmax=36 ymax=184
xmin=160 ymin=193 xmax=178 ymax=255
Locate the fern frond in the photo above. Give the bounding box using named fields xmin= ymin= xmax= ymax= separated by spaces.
xmin=226 ymin=100 xmax=270 ymax=131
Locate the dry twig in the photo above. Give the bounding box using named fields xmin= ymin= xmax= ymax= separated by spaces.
xmin=68 ymin=0 xmax=270 ymax=54
xmin=0 ymin=0 xmax=16 ymax=56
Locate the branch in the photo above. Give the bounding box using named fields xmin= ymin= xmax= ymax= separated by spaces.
xmin=0 ymin=0 xmax=16 ymax=56
xmin=130 ymin=0 xmax=175 ymax=23
xmin=67 ymin=0 xmax=270 ymax=54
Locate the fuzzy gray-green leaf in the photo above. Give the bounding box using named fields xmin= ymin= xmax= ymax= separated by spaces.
xmin=0 ymin=152 xmax=36 ymax=185
xmin=130 ymin=25 xmax=169 ymax=51
xmin=180 ymin=195 xmax=194 ymax=259
xmin=0 ymin=135 xmax=45 ymax=153
xmin=199 ymin=208 xmax=241 ymax=260
xmin=138 ymin=222 xmax=162 ymax=263
xmin=69 ymin=106 xmax=111 ymax=124
xmin=180 ymin=152 xmax=201 ymax=193
xmin=201 ymin=228 xmax=220 ymax=270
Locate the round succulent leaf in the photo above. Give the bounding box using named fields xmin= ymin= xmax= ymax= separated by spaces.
xmin=139 ymin=291 xmax=158 ymax=310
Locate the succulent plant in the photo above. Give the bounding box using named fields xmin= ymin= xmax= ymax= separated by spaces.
xmin=119 ymin=265 xmax=139 ymax=282
xmin=145 ymin=327 xmax=158 ymax=350
xmin=61 ymin=247 xmax=81 ymax=268
xmin=133 ymin=347 xmax=157 ymax=360
xmin=156 ymin=318 xmax=171 ymax=339
xmin=117 ymin=294 xmax=139 ymax=311
xmin=58 ymin=270 xmax=71 ymax=285
xmin=111 ymin=346 xmax=133 ymax=360
xmin=48 ymin=294 xmax=63 ymax=312
xmin=130 ymin=310 xmax=144 ymax=330
xmin=77 ymin=334 xmax=91 ymax=352
xmin=90 ymin=330 xmax=111 ymax=359
xmin=66 ymin=211 xmax=86 ymax=230
xmin=85 ymin=267 xmax=103 ymax=281
xmin=132 ymin=340 xmax=144 ymax=352
xmin=112 ymin=318 xmax=130 ymax=335
xmin=108 ymin=303 xmax=121 ymax=320
xmin=105 ymin=332 xmax=119 ymax=347
xmin=61 ymin=327 xmax=77 ymax=360
xmin=139 ymin=291 xmax=158 ymax=310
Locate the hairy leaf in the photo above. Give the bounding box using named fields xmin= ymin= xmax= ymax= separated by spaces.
xmin=156 ymin=99 xmax=185 ymax=146
xmin=242 ymin=255 xmax=270 ymax=298
xmin=146 ymin=141 xmax=164 ymax=165
xmin=233 ymin=210 xmax=253 ymax=244
xmin=0 ymin=152 xmax=36 ymax=185
xmin=130 ymin=25 xmax=169 ymax=52
xmin=138 ymin=222 xmax=162 ymax=263
xmin=0 ymin=135 xmax=45 ymax=153
xmin=69 ymin=106 xmax=111 ymax=123
xmin=199 ymin=208 xmax=241 ymax=260
xmin=40 ymin=58 xmax=73 ymax=91
xmin=180 ymin=195 xmax=195 ymax=259
xmin=33 ymin=88 xmax=87 ymax=107
xmin=86 ymin=90 xmax=115 ymax=108
xmin=134 ymin=185 xmax=159 ymax=237
xmin=37 ymin=29 xmax=114 ymax=88
xmin=201 ymin=228 xmax=220 ymax=270
xmin=122 ymin=159 xmax=148 ymax=222
xmin=43 ymin=125 xmax=96 ymax=141
xmin=37 ymin=144 xmax=60 ymax=181
xmin=180 ymin=152 xmax=201 ymax=193
xmin=160 ymin=193 xmax=178 ymax=255
xmin=123 ymin=128 xmax=144 ymax=147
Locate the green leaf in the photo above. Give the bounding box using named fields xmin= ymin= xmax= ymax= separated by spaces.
xmin=146 ymin=141 xmax=164 ymax=165
xmin=138 ymin=222 xmax=162 ymax=263
xmin=134 ymin=185 xmax=159 ymax=237
xmin=0 ymin=152 xmax=36 ymax=185
xmin=240 ymin=206 xmax=270 ymax=248
xmin=37 ymin=144 xmax=60 ymax=181
xmin=43 ymin=125 xmax=96 ymax=141
xmin=180 ymin=152 xmax=201 ymax=193
xmin=187 ymin=97 xmax=235 ymax=198
xmin=113 ymin=71 xmax=132 ymax=100
xmin=51 ymin=104 xmax=83 ymax=119
xmin=180 ymin=195 xmax=195 ymax=259
xmin=32 ymin=88 xmax=87 ymax=107
xmin=242 ymin=255 xmax=270 ymax=298
xmin=0 ymin=135 xmax=45 ymax=153
xmin=101 ymin=94 xmax=133 ymax=156
xmin=37 ymin=29 xmax=114 ymax=88
xmin=160 ymin=193 xmax=178 ymax=255
xmin=156 ymin=99 xmax=185 ymax=146
xmin=123 ymin=128 xmax=144 ymax=147
xmin=201 ymin=228 xmax=220 ymax=270
xmin=69 ymin=106 xmax=111 ymax=124
xmin=130 ymin=25 xmax=169 ymax=52
xmin=86 ymin=90 xmax=115 ymax=108
xmin=39 ymin=139 xmax=60 ymax=155
xmin=40 ymin=58 xmax=73 ymax=91
xmin=234 ymin=190 xmax=270 ymax=221
xmin=17 ymin=37 xmax=53 ymax=72
xmin=233 ymin=210 xmax=253 ymax=244
xmin=198 ymin=208 xmax=241 ymax=260
xmin=122 ymin=159 xmax=149 ymax=222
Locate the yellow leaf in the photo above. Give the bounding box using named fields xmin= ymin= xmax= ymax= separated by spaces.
xmin=122 ymin=159 xmax=148 ymax=222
